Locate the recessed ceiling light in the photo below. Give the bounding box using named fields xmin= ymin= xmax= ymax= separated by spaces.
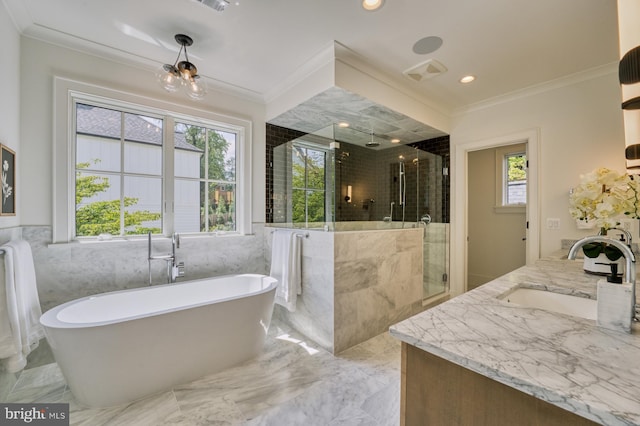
xmin=391 ymin=139 xmax=400 ymax=144
xmin=362 ymin=0 xmax=384 ymax=11
xmin=460 ymin=75 xmax=476 ymax=84
xmin=338 ymin=122 xmax=350 ymax=128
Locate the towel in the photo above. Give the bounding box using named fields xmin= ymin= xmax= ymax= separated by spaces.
xmin=270 ymin=230 xmax=302 ymax=312
xmin=0 ymin=240 xmax=44 ymax=373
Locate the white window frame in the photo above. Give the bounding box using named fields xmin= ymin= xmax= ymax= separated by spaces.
xmin=494 ymin=143 xmax=527 ymax=214
xmin=53 ymin=77 xmax=252 ymax=243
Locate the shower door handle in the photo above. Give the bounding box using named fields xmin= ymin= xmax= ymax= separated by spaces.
xmin=399 ymin=163 xmax=404 ymax=206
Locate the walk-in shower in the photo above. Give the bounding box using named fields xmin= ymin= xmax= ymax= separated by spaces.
xmin=268 ymin=123 xmax=450 ymax=301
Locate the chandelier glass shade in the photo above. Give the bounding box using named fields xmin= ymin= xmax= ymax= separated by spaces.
xmin=156 ymin=34 xmax=207 ymax=100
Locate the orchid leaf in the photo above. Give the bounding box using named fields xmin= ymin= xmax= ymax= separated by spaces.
xmin=582 ymin=242 xmax=603 ymax=258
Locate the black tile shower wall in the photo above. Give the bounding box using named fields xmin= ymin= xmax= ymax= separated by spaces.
xmin=266 ymin=124 xmax=307 ymax=223
xmin=335 ymin=144 xmax=378 ymax=221
xmin=265 ymin=125 xmax=450 ymax=224
xmin=409 ymin=136 xmax=450 ymax=223
xmin=408 ymin=135 xmax=449 ymax=157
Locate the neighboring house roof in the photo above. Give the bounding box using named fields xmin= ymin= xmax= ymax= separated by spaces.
xmin=76 ymin=104 xmax=202 ymax=153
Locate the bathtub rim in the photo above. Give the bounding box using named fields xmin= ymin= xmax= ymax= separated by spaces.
xmin=40 ymin=273 xmax=278 ymax=330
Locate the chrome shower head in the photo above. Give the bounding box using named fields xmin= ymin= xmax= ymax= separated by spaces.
xmin=365 ymin=132 xmax=380 ymax=148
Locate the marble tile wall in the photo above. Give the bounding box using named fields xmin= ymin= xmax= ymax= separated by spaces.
xmin=22 ymin=225 xmax=267 ymax=312
xmin=266 ymin=229 xmax=335 ymax=351
xmin=267 ymin=226 xmax=424 ymax=354
xmin=334 ymin=228 xmax=423 ymax=352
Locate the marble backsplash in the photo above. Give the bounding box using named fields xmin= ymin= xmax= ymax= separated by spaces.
xmin=20 ymin=225 xmax=267 ymax=312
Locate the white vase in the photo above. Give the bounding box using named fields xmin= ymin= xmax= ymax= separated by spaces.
xmin=583 ymin=253 xmax=624 ymax=276
xmin=575 ymin=219 xmax=596 ymax=230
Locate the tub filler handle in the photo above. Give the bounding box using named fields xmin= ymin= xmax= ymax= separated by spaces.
xmin=148 ymin=231 xmax=183 ymax=285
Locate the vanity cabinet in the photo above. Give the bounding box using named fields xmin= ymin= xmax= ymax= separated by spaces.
xmin=400 ymin=343 xmax=598 ymax=426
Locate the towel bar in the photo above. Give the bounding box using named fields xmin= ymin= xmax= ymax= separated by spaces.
xmin=270 ymin=230 xmax=309 ymax=239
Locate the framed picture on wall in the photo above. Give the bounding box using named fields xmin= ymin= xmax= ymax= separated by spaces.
xmin=0 ymin=144 xmax=15 ymax=216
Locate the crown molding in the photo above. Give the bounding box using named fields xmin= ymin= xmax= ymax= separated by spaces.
xmin=333 ymin=41 xmax=453 ymax=118
xmin=2 ymin=0 xmax=33 ymax=33
xmin=263 ymin=41 xmax=337 ymax=104
xmin=453 ymin=62 xmax=619 ymax=116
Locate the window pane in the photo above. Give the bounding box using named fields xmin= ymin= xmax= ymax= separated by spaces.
xmin=208 ymin=129 xmax=235 ymax=181
xmin=208 ymin=182 xmax=236 ymax=231
xmin=292 ymin=189 xmax=306 ymax=223
xmin=123 ymin=176 xmax=162 ymax=235
xmin=76 ymin=104 xmax=121 ymax=172
xmin=292 ymin=147 xmax=305 ymax=188
xmin=124 ymin=113 xmax=162 ymax=145
xmin=307 ymin=190 xmax=325 ymax=222
xmin=218 ymin=131 xmax=238 ymax=182
xmin=306 ymin=149 xmax=325 ymax=190
xmin=175 ymin=123 xmax=205 ymax=178
xmin=124 ymin=142 xmax=162 ymax=175
xmin=175 ymin=179 xmax=201 ymax=233
xmin=75 ymin=172 xmax=121 ymax=236
xmin=76 ymin=104 xmax=121 ymax=139
xmin=506 ymin=153 xmax=526 ymax=205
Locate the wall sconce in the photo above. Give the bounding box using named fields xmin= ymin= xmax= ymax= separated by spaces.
xmin=345 ymin=185 xmax=353 ymax=203
xmin=156 ymin=34 xmax=207 ymax=100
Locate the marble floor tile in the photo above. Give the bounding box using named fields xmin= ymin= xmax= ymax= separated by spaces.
xmin=4 ymin=320 xmax=402 ymax=425
xmin=67 ymin=391 xmax=181 ymax=426
xmin=6 ymin=363 xmax=66 ymax=403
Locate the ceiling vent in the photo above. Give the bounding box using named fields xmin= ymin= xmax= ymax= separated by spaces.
xmin=403 ymin=59 xmax=447 ymax=82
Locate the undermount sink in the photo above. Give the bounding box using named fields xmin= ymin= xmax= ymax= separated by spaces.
xmin=499 ymin=288 xmax=597 ymax=320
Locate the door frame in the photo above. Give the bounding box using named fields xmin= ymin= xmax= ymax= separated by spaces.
xmin=450 ymin=129 xmax=540 ymax=296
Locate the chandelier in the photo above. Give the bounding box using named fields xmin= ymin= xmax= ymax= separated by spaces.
xmin=156 ymin=34 xmax=207 ymax=100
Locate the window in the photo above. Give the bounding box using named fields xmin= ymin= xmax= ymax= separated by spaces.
xmin=505 ymin=152 xmax=526 ymax=205
xmin=291 ymin=145 xmax=326 ymax=224
xmin=54 ymin=78 xmax=251 ymax=242
xmin=494 ymin=143 xmax=527 ymax=213
xmin=174 ymin=122 xmax=236 ymax=232
xmin=75 ymin=104 xmax=163 ymax=236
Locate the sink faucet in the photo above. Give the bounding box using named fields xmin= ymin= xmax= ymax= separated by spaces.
xmin=568 ymin=235 xmax=636 ymax=321
xmin=148 ymin=232 xmax=185 ymax=284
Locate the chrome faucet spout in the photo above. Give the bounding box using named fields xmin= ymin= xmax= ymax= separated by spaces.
xmin=172 ymin=232 xmax=180 ymax=260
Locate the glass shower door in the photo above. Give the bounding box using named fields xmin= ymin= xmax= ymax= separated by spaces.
xmin=415 ymin=149 xmax=449 ymax=300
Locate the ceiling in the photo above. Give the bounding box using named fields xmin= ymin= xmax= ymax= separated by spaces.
xmin=4 ymin=0 xmax=620 ymax=146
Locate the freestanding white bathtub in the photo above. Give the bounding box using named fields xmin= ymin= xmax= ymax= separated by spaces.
xmin=40 ymin=274 xmax=278 ymax=408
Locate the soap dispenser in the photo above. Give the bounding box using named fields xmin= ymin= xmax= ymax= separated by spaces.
xmin=606 ymin=263 xmax=622 ymax=283
xmin=596 ymin=263 xmax=634 ymax=333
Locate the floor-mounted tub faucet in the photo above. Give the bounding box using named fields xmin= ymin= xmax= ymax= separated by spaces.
xmin=148 ymin=232 xmax=185 ymax=285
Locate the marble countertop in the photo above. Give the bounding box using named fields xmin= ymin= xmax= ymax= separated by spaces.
xmin=390 ymin=257 xmax=640 ymax=426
